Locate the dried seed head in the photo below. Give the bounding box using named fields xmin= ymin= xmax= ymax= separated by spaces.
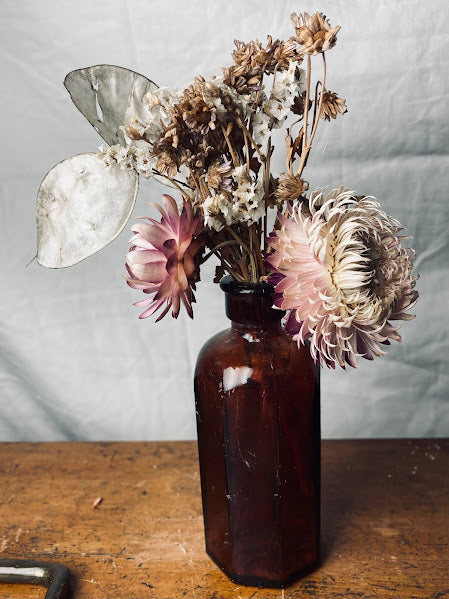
xmin=275 ymin=173 xmax=309 ymax=205
xmin=320 ymin=90 xmax=347 ymax=121
xmin=291 ymin=12 xmax=340 ymax=55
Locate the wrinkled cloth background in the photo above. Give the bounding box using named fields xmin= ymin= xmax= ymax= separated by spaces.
xmin=1 ymin=0 xmax=448 ymax=441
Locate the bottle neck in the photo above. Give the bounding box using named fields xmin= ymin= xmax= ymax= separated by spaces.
xmin=220 ymin=275 xmax=284 ymax=329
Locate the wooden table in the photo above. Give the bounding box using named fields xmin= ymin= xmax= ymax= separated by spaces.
xmin=0 ymin=440 xmax=447 ymax=598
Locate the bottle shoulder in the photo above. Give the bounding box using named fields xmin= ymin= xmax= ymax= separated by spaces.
xmin=195 ymin=326 xmax=318 ymax=379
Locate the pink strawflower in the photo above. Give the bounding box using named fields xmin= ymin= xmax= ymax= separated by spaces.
xmin=266 ymin=187 xmax=419 ymax=368
xmin=126 ymin=195 xmax=203 ymax=320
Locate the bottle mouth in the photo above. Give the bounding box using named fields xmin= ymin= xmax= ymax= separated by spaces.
xmin=220 ymin=275 xmax=284 ymax=324
xmin=219 ymin=275 xmax=274 ymax=297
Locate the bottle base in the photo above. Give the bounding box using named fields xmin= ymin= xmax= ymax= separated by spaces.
xmin=206 ymin=549 xmax=320 ymax=589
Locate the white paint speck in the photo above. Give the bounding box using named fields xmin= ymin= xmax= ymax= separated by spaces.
xmin=242 ymin=333 xmax=260 ymax=343
xmin=223 ymin=366 xmax=253 ymax=392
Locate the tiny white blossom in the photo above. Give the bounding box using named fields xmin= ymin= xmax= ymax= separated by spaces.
xmin=114 ymin=146 xmax=130 ymax=163
xmin=133 ymin=140 xmax=157 ymax=178
xmin=203 ymin=193 xmax=233 ymax=231
xmin=251 ymin=111 xmax=271 ymax=146
xmin=261 ymin=64 xmax=307 ymax=129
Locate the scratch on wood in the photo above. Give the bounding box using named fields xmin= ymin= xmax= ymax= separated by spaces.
xmin=134 ymin=480 xmax=148 ymax=488
xmin=81 ymin=578 xmax=99 ymax=585
xmin=109 ymin=449 xmax=118 ymax=468
xmin=176 ymin=533 xmax=201 ymax=588
xmin=372 ymin=526 xmax=399 ymax=537
xmin=0 ymin=538 xmax=8 ymax=552
xmin=15 ymin=528 xmax=22 ymax=543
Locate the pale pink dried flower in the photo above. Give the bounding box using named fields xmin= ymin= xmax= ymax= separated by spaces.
xmin=126 ymin=195 xmax=203 ymax=320
xmin=266 ymin=187 xmax=419 ymax=368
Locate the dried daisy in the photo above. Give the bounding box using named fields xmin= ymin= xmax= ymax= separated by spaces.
xmin=222 ymin=64 xmax=263 ymax=95
xmin=266 ymin=188 xmax=418 ymax=368
xmin=153 ymin=148 xmax=180 ymax=179
xmin=274 ymin=38 xmax=303 ymax=70
xmin=291 ymin=12 xmax=340 ymax=55
xmin=320 ymin=90 xmax=347 ymax=121
xmin=179 ymin=84 xmax=217 ymax=135
xmin=206 ymin=160 xmax=233 ymax=191
xmin=252 ymin=36 xmax=282 ymax=74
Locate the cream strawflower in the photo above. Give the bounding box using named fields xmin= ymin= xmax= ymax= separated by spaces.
xmin=266 ymin=188 xmax=419 ymax=368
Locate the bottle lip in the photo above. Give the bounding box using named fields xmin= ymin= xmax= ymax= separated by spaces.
xmin=219 ymin=274 xmax=274 ymax=297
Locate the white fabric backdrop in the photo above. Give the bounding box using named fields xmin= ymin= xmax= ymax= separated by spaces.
xmin=1 ymin=0 xmax=448 ymax=441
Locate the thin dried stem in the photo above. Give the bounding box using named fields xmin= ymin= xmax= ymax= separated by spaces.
xmin=252 ymin=224 xmax=265 ymax=277
xmin=189 ymin=171 xmax=206 ymax=203
xmin=152 ymin=171 xmax=194 ymax=200
xmin=312 ymin=79 xmax=321 ymax=126
xmin=308 ymin=53 xmax=327 ymax=149
xmin=202 ymin=241 xmax=243 ymax=262
xmin=296 ymin=53 xmax=327 ymax=177
xmin=243 ymin=128 xmax=251 ymax=175
xmin=253 ymin=71 xmax=265 ymax=110
xmin=263 ymin=138 xmax=272 ymax=253
xmin=225 ymin=225 xmax=257 ymax=282
xmin=223 ymin=263 xmax=246 ymax=282
xmin=238 ymin=119 xmax=265 ymax=163
xmin=221 ymin=124 xmax=240 ymax=167
xmin=302 ymin=55 xmax=312 ymax=153
xmin=199 ymin=175 xmax=211 ymax=200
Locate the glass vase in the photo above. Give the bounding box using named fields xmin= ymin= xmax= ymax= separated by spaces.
xmin=194 ymin=275 xmax=320 ymax=588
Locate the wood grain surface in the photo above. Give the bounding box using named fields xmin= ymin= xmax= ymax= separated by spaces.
xmin=0 ymin=439 xmax=447 ymax=599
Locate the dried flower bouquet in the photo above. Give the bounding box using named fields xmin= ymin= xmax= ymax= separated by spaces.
xmin=37 ymin=11 xmax=418 ymax=368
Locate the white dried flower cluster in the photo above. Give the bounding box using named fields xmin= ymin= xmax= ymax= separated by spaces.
xmin=99 ymin=140 xmax=156 ymax=178
xmin=123 ymin=87 xmax=182 ymax=146
xmin=203 ymin=166 xmax=265 ymax=231
xmin=98 ymin=87 xmax=185 ymax=179
xmin=203 ymin=193 xmax=233 ymax=231
xmin=268 ymin=64 xmax=306 ymax=122
xmin=252 ymin=64 xmax=306 ymax=145
xmin=251 ymin=112 xmax=272 ymax=147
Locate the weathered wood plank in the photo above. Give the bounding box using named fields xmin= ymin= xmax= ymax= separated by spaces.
xmin=0 ymin=440 xmax=447 ymax=598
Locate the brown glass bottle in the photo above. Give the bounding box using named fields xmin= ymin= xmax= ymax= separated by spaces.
xmin=194 ymin=276 xmax=320 ymax=588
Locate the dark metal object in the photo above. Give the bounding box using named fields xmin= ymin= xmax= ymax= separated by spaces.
xmin=0 ymin=558 xmax=73 ymax=599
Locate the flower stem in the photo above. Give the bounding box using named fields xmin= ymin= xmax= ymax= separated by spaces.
xmin=201 ymin=240 xmax=243 ymax=262
xmin=252 ymin=224 xmax=265 ymax=277
xmin=308 ymin=53 xmax=327 ymax=150
xmin=296 ymin=53 xmax=327 ymax=177
xmin=225 ymin=225 xmax=257 ymax=282
xmin=238 ymin=119 xmax=265 ymax=163
xmin=221 ymin=124 xmax=240 ymax=167
xmin=152 ymin=170 xmax=194 ymax=200
xmin=302 ymin=54 xmax=312 ymax=154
